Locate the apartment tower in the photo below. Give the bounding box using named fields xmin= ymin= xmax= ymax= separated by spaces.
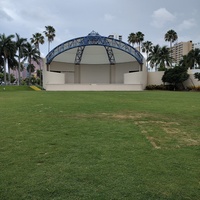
xmin=172 ymin=41 xmax=192 ymax=64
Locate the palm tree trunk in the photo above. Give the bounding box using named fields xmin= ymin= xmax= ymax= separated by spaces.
xmin=38 ymin=47 xmax=42 ymax=86
xmin=3 ymin=59 xmax=7 ymax=85
xmin=8 ymin=66 xmax=11 ymax=85
xmin=29 ymin=58 xmax=31 ymax=85
xmin=48 ymin=41 xmax=50 ymax=53
xmin=170 ymin=40 xmax=172 ymax=58
xmin=139 ymin=42 xmax=141 ymax=52
xmin=39 ymin=62 xmax=42 ymax=86
xmin=17 ymin=53 xmax=20 ymax=85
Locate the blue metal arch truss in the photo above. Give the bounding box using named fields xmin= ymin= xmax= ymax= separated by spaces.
xmin=46 ymin=31 xmax=143 ymax=65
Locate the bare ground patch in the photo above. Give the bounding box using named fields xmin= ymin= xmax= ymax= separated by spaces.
xmin=135 ymin=120 xmax=200 ymax=149
xmin=63 ymin=112 xmax=200 ymax=149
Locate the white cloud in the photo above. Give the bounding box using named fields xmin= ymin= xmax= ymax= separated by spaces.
xmin=178 ymin=19 xmax=196 ymax=31
xmin=0 ymin=8 xmax=13 ymax=21
xmin=151 ymin=8 xmax=175 ymax=28
xmin=104 ymin=14 xmax=115 ymax=21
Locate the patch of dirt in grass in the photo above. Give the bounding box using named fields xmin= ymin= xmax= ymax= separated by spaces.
xmin=135 ymin=120 xmax=200 ymax=149
xmin=146 ymin=136 xmax=161 ymax=149
xmin=69 ymin=112 xmax=200 ymax=149
xmin=97 ymin=112 xmax=199 ymax=149
xmin=111 ymin=113 xmax=149 ymax=120
xmin=71 ymin=112 xmax=150 ymax=121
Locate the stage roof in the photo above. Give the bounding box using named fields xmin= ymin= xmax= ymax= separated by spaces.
xmin=46 ymin=31 xmax=144 ymax=65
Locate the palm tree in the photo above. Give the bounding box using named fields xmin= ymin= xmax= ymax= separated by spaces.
xmin=179 ymin=55 xmax=191 ymax=69
xmin=0 ymin=45 xmax=4 ymax=71
xmin=44 ymin=26 xmax=56 ymax=53
xmin=135 ymin=31 xmax=145 ymax=52
xmin=164 ymin=29 xmax=178 ymax=55
xmin=0 ymin=33 xmax=16 ymax=85
xmin=0 ymin=53 xmax=3 ymax=70
xmin=157 ymin=46 xmax=173 ymax=70
xmin=30 ymin=33 xmax=44 ymax=50
xmin=142 ymin=41 xmax=153 ymax=67
xmin=128 ymin=33 xmax=136 ymax=47
xmin=15 ymin=33 xmax=27 ymax=85
xmin=187 ymin=49 xmax=200 ymax=69
xmin=7 ymin=50 xmax=18 ymax=85
xmin=23 ymin=42 xmax=40 ymax=85
xmin=148 ymin=45 xmax=173 ymax=71
xmin=147 ymin=44 xmax=161 ymax=70
xmin=30 ymin=33 xmax=44 ymax=86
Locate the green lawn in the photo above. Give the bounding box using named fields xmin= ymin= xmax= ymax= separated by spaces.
xmin=0 ymin=90 xmax=199 ymax=200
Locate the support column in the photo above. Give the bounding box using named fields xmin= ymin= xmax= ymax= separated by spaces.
xmin=75 ymin=46 xmax=85 ymax=65
xmin=74 ymin=64 xmax=80 ymax=83
xmin=110 ymin=64 xmax=115 ymax=84
xmin=47 ymin=64 xmax=50 ymax=71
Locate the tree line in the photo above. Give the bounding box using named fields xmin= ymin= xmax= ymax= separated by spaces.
xmin=1 ymin=27 xmax=200 ymax=87
xmin=0 ymin=26 xmax=55 ymax=86
xmin=128 ymin=29 xmax=200 ymax=70
xmin=128 ymin=30 xmax=200 ymax=86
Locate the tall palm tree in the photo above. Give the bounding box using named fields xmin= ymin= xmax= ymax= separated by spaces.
xmin=44 ymin=26 xmax=56 ymax=53
xmin=135 ymin=31 xmax=145 ymax=52
xmin=0 ymin=53 xmax=3 ymax=70
xmin=164 ymin=29 xmax=178 ymax=55
xmin=0 ymin=33 xmax=16 ymax=85
xmin=0 ymin=45 xmax=4 ymax=71
xmin=128 ymin=33 xmax=136 ymax=47
xmin=30 ymin=33 xmax=44 ymax=86
xmin=23 ymin=42 xmax=40 ymax=85
xmin=15 ymin=33 xmax=27 ymax=85
xmin=8 ymin=48 xmax=18 ymax=84
xmin=30 ymin=33 xmax=44 ymax=50
xmin=142 ymin=41 xmax=153 ymax=67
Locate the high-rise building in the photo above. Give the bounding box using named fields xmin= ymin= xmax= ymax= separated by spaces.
xmin=172 ymin=41 xmax=192 ymax=64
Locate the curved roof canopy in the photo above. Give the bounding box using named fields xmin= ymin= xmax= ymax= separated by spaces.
xmin=46 ymin=31 xmax=143 ymax=65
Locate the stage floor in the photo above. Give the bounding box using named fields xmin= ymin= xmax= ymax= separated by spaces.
xmin=45 ymin=84 xmax=144 ymax=91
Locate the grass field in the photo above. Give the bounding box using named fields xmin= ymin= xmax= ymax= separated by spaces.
xmin=0 ymin=89 xmax=200 ymax=199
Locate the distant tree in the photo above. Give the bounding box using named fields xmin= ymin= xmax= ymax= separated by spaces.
xmin=27 ymin=64 xmax=35 ymax=74
xmin=23 ymin=42 xmax=40 ymax=85
xmin=147 ymin=45 xmax=161 ymax=70
xmin=15 ymin=33 xmax=27 ymax=85
xmin=187 ymin=49 xmax=200 ymax=69
xmin=128 ymin=33 xmax=136 ymax=47
xmin=179 ymin=54 xmax=191 ymax=69
xmin=36 ymin=69 xmax=42 ymax=78
xmin=44 ymin=26 xmax=56 ymax=52
xmin=7 ymin=55 xmax=18 ymax=82
xmin=157 ymin=46 xmax=173 ymax=70
xmin=142 ymin=41 xmax=153 ymax=67
xmin=30 ymin=33 xmax=44 ymax=50
xmin=30 ymin=32 xmax=44 ymax=86
xmin=0 ymin=52 xmax=3 ymax=71
xmin=162 ymin=65 xmax=189 ymax=90
xmin=0 ymin=33 xmax=16 ymax=84
xmin=147 ymin=45 xmax=173 ymax=71
xmin=135 ymin=31 xmax=145 ymax=52
xmin=164 ymin=29 xmax=178 ymax=56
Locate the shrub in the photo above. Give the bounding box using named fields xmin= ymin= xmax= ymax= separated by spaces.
xmin=146 ymin=84 xmax=167 ymax=90
xmin=187 ymin=85 xmax=200 ymax=91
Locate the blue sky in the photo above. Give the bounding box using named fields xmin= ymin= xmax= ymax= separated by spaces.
xmin=0 ymin=0 xmax=199 ymax=56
